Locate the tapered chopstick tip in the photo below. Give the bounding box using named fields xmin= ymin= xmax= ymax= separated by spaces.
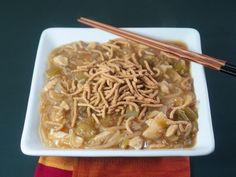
xmin=77 ymin=17 xmax=85 ymax=22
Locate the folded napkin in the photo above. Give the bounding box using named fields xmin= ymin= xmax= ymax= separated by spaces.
xmin=34 ymin=156 xmax=190 ymax=177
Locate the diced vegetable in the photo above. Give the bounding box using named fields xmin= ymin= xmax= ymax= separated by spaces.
xmin=183 ymin=107 xmax=198 ymax=121
xmin=176 ymin=107 xmax=198 ymax=121
xmin=128 ymin=136 xmax=143 ymax=149
xmin=192 ymin=121 xmax=198 ymax=133
xmin=120 ymin=138 xmax=129 ymax=149
xmin=146 ymin=111 xmax=168 ymax=129
xmin=146 ymin=111 xmax=160 ymax=119
xmin=47 ymin=67 xmax=61 ymax=77
xmin=174 ymin=97 xmax=184 ymax=106
xmin=125 ymin=110 xmax=139 ymax=119
xmin=75 ymin=118 xmax=96 ymax=140
xmin=176 ymin=109 xmax=189 ymax=121
xmin=174 ymin=59 xmax=186 ymax=75
xmin=88 ymin=131 xmax=114 ymax=146
xmin=167 ymin=135 xmax=179 ymax=142
xmin=74 ymin=72 xmax=88 ymax=81
xmin=53 ymin=55 xmax=68 ymax=66
xmin=166 ymin=69 xmax=181 ymax=82
xmin=156 ymin=117 xmax=168 ymax=129
xmin=48 ymin=90 xmax=64 ymax=101
xmin=143 ymin=113 xmax=168 ymax=140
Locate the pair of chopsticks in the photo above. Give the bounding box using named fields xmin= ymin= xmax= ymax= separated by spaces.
xmin=78 ymin=17 xmax=236 ymax=77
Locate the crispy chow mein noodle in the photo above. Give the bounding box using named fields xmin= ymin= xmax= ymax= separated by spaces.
xmin=40 ymin=39 xmax=198 ymax=149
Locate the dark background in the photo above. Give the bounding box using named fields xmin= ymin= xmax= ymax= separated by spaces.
xmin=0 ymin=0 xmax=236 ymax=176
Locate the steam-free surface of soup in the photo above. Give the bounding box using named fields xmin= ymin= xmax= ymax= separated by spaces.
xmin=40 ymin=39 xmax=198 ymax=149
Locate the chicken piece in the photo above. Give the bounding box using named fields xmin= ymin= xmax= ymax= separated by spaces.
xmin=89 ymin=131 xmax=113 ymax=146
xmin=90 ymin=131 xmax=121 ymax=149
xmin=165 ymin=124 xmax=178 ymax=137
xmin=167 ymin=135 xmax=179 ymax=142
xmin=142 ymin=112 xmax=168 ymax=140
xmin=69 ymin=130 xmax=84 ymax=148
xmin=129 ymin=136 xmax=143 ymax=149
xmin=184 ymin=123 xmax=192 ymax=137
xmin=48 ymin=129 xmax=83 ymax=148
xmin=49 ymin=130 xmax=68 ymax=139
xmin=71 ymin=136 xmax=83 ymax=148
xmin=159 ymin=81 xmax=170 ymax=94
xmin=48 ymin=108 xmax=64 ymax=122
xmin=53 ymin=55 xmax=68 ymax=66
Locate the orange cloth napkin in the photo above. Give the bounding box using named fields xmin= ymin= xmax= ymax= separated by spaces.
xmin=35 ymin=156 xmax=190 ymax=177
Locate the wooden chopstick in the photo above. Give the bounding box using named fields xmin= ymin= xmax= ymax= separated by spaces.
xmin=78 ymin=17 xmax=236 ymax=77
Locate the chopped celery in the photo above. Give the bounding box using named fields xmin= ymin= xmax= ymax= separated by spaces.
xmin=174 ymin=60 xmax=186 ymax=75
xmin=183 ymin=107 xmax=198 ymax=121
xmin=125 ymin=109 xmax=139 ymax=119
xmin=176 ymin=107 xmax=198 ymax=121
xmin=47 ymin=67 xmax=61 ymax=77
xmin=176 ymin=109 xmax=189 ymax=121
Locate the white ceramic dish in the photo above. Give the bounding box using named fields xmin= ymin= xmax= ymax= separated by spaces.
xmin=21 ymin=28 xmax=214 ymax=156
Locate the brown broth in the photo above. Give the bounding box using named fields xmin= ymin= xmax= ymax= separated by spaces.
xmin=40 ymin=39 xmax=198 ymax=149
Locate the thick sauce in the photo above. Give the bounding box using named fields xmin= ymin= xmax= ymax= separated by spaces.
xmin=40 ymin=39 xmax=198 ymax=149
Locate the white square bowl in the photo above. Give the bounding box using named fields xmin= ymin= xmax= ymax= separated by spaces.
xmin=21 ymin=28 xmax=214 ymax=156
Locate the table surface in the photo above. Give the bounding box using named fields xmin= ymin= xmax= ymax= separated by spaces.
xmin=1 ymin=0 xmax=236 ymax=176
